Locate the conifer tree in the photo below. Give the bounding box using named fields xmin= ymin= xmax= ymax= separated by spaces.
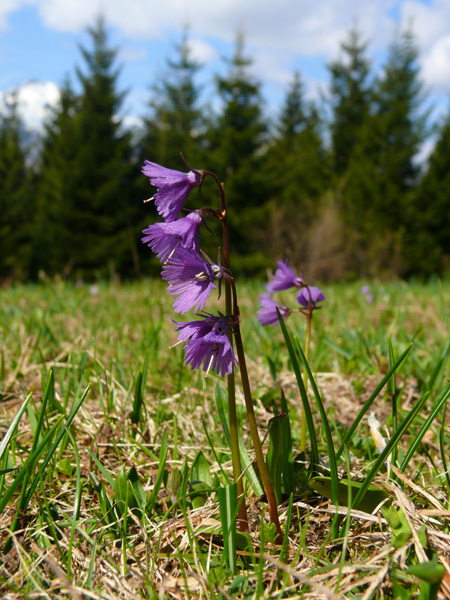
xmin=277 ymin=71 xmax=307 ymax=142
xmin=68 ymin=16 xmax=135 ymax=278
xmin=33 ymin=80 xmax=81 ymax=277
xmin=405 ymin=109 xmax=450 ymax=275
xmin=0 ymin=98 xmax=32 ymax=280
xmin=328 ymin=29 xmax=371 ymax=175
xmin=210 ymin=33 xmax=269 ymax=272
xmin=343 ymin=29 xmax=428 ymax=275
xmin=141 ymin=33 xmax=204 ymax=169
xmin=266 ymin=72 xmax=329 ymax=220
xmin=263 ymin=72 xmax=331 ymax=268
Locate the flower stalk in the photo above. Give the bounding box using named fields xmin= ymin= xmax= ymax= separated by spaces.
xmin=207 ymin=171 xmax=282 ymax=541
xmin=202 ymin=170 xmax=249 ymax=532
xmin=300 ymin=307 xmax=312 ymax=453
xmin=231 ymin=282 xmax=283 ymax=542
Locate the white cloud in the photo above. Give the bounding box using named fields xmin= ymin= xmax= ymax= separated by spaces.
xmin=420 ymin=34 xmax=450 ymax=93
xmin=0 ymin=80 xmax=60 ymax=131
xmin=0 ymin=0 xmax=32 ymax=30
xmin=5 ymin=0 xmax=397 ymax=55
xmin=188 ymin=38 xmax=217 ymax=65
xmin=119 ymin=46 xmax=147 ymax=62
xmin=3 ymin=0 xmax=450 ymax=112
xmin=400 ymin=1 xmax=450 ymax=94
xmin=401 ymin=0 xmax=450 ymax=50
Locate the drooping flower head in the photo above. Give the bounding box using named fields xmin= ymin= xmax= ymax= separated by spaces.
xmin=297 ymin=286 xmax=326 ymax=309
xmin=142 ymin=212 xmax=203 ymax=263
xmin=267 ymin=259 xmax=304 ymax=294
xmin=142 ymin=160 xmax=201 ymax=222
xmin=162 ymin=249 xmax=222 ymax=314
xmin=257 ymin=294 xmax=290 ymax=326
xmin=174 ymin=314 xmax=239 ymax=377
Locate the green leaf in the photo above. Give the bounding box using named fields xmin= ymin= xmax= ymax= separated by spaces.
xmin=191 ymin=451 xmax=212 ymax=487
xmin=277 ymin=313 xmax=319 ymax=468
xmin=218 ymin=483 xmax=237 ymax=574
xmin=382 ymin=507 xmax=412 ymax=548
xmin=310 ymin=476 xmax=390 ymax=513
xmin=215 ymin=382 xmax=263 ymax=496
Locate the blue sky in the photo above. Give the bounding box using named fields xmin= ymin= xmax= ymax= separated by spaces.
xmin=1 ymin=0 xmax=449 ymax=130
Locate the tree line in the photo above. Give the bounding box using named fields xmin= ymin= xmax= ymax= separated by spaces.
xmin=1 ymin=18 xmax=449 ymax=282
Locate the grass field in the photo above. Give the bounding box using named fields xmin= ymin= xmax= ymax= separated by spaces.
xmin=1 ymin=278 xmax=450 ymax=599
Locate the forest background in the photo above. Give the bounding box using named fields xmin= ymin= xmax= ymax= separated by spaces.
xmin=1 ymin=18 xmax=450 ymax=283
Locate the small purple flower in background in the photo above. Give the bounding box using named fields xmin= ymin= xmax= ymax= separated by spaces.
xmin=142 ymin=160 xmax=201 ymax=222
xmin=360 ymin=285 xmax=374 ymax=303
xmin=162 ymin=249 xmax=222 ymax=314
xmin=297 ymin=286 xmax=326 ymax=308
xmin=257 ymin=294 xmax=290 ymax=326
xmin=267 ymin=259 xmax=304 ymax=293
xmin=174 ymin=314 xmax=239 ymax=377
xmin=142 ymin=212 xmax=203 ymax=263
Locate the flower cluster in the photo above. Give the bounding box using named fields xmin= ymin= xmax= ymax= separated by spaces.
xmin=142 ymin=160 xmax=238 ymax=376
xmin=258 ymin=259 xmax=326 ymax=326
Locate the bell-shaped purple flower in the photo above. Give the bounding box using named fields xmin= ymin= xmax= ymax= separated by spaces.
xmin=267 ymin=259 xmax=304 ymax=293
xmin=297 ymin=286 xmax=326 ymax=308
xmin=174 ymin=314 xmax=239 ymax=377
xmin=142 ymin=160 xmax=201 ymax=222
xmin=142 ymin=212 xmax=203 ymax=263
xmin=257 ymin=294 xmax=290 ymax=326
xmin=162 ymin=249 xmax=222 ymax=314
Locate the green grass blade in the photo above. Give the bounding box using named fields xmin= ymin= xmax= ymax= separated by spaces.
xmin=278 ymin=312 xmax=319 ymax=468
xmin=280 ymin=390 xmax=294 ymax=495
xmin=24 ymin=384 xmax=90 ymax=506
xmin=0 ymin=421 xmax=62 ymax=518
xmin=218 ymin=483 xmax=237 ymax=574
xmin=350 ymin=391 xmax=429 ymax=512
xmin=439 ymin=401 xmax=450 ymax=505
xmin=336 ymin=343 xmax=413 ymax=461
xmin=294 ymin=338 xmax=339 ymax=535
xmin=0 ymin=393 xmax=33 ymax=463
xmin=427 ymin=341 xmax=449 ymax=392
xmin=131 ymin=370 xmax=143 ymax=426
xmin=215 ymin=382 xmax=263 ymax=496
xmin=147 ymin=428 xmax=169 ymax=512
xmin=401 ymin=386 xmax=450 ymax=471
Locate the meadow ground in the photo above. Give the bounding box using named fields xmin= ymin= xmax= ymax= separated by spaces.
xmin=1 ymin=278 xmax=450 ymax=599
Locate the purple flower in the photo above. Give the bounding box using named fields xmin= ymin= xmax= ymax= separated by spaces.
xmin=297 ymin=286 xmax=326 ymax=308
xmin=142 ymin=160 xmax=201 ymax=222
xmin=162 ymin=249 xmax=222 ymax=314
xmin=267 ymin=259 xmax=304 ymax=293
xmin=142 ymin=212 xmax=203 ymax=263
xmin=360 ymin=285 xmax=374 ymax=303
xmin=257 ymin=294 xmax=290 ymax=326
xmin=174 ymin=315 xmax=239 ymax=377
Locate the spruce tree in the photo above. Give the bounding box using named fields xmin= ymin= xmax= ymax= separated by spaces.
xmin=68 ymin=16 xmax=135 ymax=278
xmin=33 ymin=80 xmax=81 ymax=277
xmin=210 ymin=33 xmax=269 ymax=273
xmin=406 ymin=109 xmax=450 ymax=275
xmin=141 ymin=33 xmax=204 ymax=169
xmin=328 ymin=29 xmax=371 ymax=175
xmin=0 ymin=97 xmax=32 ymax=280
xmin=343 ymin=29 xmax=428 ymax=275
xmin=267 ymin=72 xmax=329 ymax=219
